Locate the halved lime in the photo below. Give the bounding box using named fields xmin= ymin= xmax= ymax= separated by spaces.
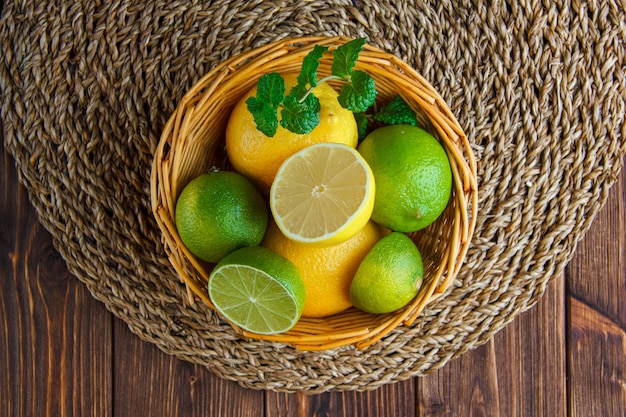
xmin=208 ymin=246 xmax=306 ymax=335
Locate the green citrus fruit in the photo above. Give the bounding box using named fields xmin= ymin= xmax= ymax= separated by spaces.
xmin=208 ymin=246 xmax=306 ymax=334
xmin=357 ymin=124 xmax=452 ymax=232
xmin=175 ymin=170 xmax=268 ymax=263
xmin=350 ymin=232 xmax=424 ymax=314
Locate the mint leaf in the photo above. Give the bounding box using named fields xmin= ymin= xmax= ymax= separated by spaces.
xmin=374 ymin=96 xmax=418 ymax=126
xmin=337 ymin=70 xmax=377 ymax=113
xmin=288 ymin=83 xmax=308 ymax=102
xmin=256 ymin=72 xmax=285 ymax=107
xmin=245 ymin=73 xmax=285 ymax=137
xmin=246 ymin=96 xmax=279 ymax=137
xmin=280 ymin=93 xmax=320 ymax=134
xmin=331 ymin=38 xmax=366 ymax=78
xmin=298 ymin=45 xmax=329 ymax=90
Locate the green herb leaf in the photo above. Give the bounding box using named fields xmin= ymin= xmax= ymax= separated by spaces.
xmin=280 ymin=93 xmax=320 ymax=134
xmin=374 ymin=96 xmax=418 ymax=126
xmin=331 ymin=38 xmax=367 ymax=78
xmin=256 ymin=72 xmax=285 ymax=107
xmin=337 ymin=70 xmax=377 ymax=113
xmin=246 ymin=39 xmax=379 ymax=136
xmin=246 ymin=73 xmax=286 ymax=137
xmin=298 ymin=45 xmax=329 ymax=90
xmin=288 ymin=84 xmax=308 ymax=102
xmin=246 ymin=96 xmax=279 ymax=137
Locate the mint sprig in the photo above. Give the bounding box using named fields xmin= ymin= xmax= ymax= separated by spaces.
xmin=280 ymin=94 xmax=320 ymax=134
xmin=355 ymin=96 xmax=419 ymax=141
xmin=297 ymin=44 xmax=329 ymax=89
xmin=246 ymin=38 xmax=378 ymax=137
xmin=373 ymin=96 xmax=418 ymax=126
xmin=331 ymin=37 xmax=366 ymax=78
xmin=354 ymin=112 xmax=369 ymax=140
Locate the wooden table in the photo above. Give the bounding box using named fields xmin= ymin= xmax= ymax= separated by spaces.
xmin=2 ymin=122 xmax=625 ymax=415
xmin=0 ymin=0 xmax=624 ymax=406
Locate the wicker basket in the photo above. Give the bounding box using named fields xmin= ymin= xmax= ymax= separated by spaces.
xmin=150 ymin=36 xmax=478 ymax=351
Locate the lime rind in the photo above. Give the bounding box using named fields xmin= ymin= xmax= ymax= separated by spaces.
xmin=350 ymin=232 xmax=424 ymax=314
xmin=357 ymin=124 xmax=452 ymax=233
xmin=208 ymin=247 xmax=305 ymax=335
xmin=175 ymin=171 xmax=268 ymax=263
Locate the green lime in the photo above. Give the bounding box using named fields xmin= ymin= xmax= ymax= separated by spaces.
xmin=357 ymin=124 xmax=452 ymax=232
xmin=350 ymin=232 xmax=424 ymax=314
xmin=208 ymin=246 xmax=306 ymax=334
xmin=175 ymin=170 xmax=268 ymax=263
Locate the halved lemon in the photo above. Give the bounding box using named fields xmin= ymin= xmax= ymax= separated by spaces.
xmin=270 ymin=142 xmax=375 ymax=246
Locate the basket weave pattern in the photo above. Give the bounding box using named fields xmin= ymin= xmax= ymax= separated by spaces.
xmin=1 ymin=0 xmax=624 ymax=392
xmin=151 ymin=36 xmax=478 ymax=350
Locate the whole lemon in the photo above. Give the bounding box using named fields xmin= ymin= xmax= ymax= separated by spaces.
xmin=175 ymin=170 xmax=268 ymax=263
xmin=357 ymin=124 xmax=452 ymax=232
xmin=226 ymin=73 xmax=358 ymax=193
xmin=350 ymin=232 xmax=424 ymax=314
xmin=262 ymin=219 xmax=387 ymax=318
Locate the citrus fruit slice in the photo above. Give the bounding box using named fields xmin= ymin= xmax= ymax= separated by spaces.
xmin=175 ymin=170 xmax=268 ymax=263
xmin=270 ymin=142 xmax=375 ymax=247
xmin=226 ymin=73 xmax=358 ymax=193
xmin=357 ymin=124 xmax=452 ymax=232
xmin=350 ymin=232 xmax=424 ymax=314
xmin=208 ymin=246 xmax=306 ymax=335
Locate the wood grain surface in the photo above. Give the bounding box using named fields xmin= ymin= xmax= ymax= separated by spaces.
xmin=2 ymin=121 xmax=624 ymax=416
xmin=0 ymin=0 xmax=624 ymax=409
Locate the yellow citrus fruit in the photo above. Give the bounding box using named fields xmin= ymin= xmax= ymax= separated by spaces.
xmin=262 ymin=219 xmax=387 ymax=318
xmin=357 ymin=124 xmax=452 ymax=232
xmin=225 ymin=73 xmax=358 ymax=193
xmin=175 ymin=170 xmax=268 ymax=263
xmin=350 ymin=232 xmax=424 ymax=314
xmin=270 ymin=142 xmax=375 ymax=247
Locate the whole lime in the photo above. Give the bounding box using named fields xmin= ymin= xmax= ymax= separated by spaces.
xmin=350 ymin=232 xmax=424 ymax=314
xmin=175 ymin=170 xmax=268 ymax=263
xmin=357 ymin=124 xmax=452 ymax=232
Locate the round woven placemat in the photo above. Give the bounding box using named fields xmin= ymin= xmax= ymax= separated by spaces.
xmin=1 ymin=0 xmax=625 ymax=392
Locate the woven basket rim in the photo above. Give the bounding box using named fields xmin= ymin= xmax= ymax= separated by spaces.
xmin=150 ymin=36 xmax=478 ymax=350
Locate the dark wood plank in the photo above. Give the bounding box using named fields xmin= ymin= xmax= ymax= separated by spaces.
xmin=417 ymin=275 xmax=566 ymax=417
xmin=0 ymin=145 xmax=113 ymax=416
xmin=266 ymin=379 xmax=416 ymax=417
xmin=418 ymin=338 xmax=501 ymax=417
xmin=495 ymin=275 xmax=567 ymax=417
xmin=493 ymin=276 xmax=567 ymax=417
xmin=112 ymin=320 xmax=265 ymax=417
xmin=566 ymin=166 xmax=625 ymax=417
